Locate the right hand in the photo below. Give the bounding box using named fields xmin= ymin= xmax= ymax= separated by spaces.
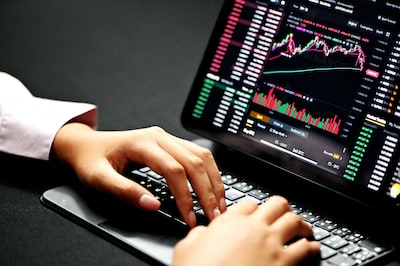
xmin=173 ymin=195 xmax=321 ymax=266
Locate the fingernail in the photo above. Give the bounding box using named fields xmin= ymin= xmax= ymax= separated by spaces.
xmin=213 ymin=207 xmax=221 ymax=218
xmin=188 ymin=210 xmax=196 ymax=227
xmin=139 ymin=194 xmax=160 ymax=210
xmin=219 ymin=198 xmax=227 ymax=212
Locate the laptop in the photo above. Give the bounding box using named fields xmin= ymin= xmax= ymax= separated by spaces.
xmin=41 ymin=0 xmax=400 ymax=265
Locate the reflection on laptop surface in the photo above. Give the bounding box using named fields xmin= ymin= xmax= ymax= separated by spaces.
xmin=42 ymin=0 xmax=400 ymax=265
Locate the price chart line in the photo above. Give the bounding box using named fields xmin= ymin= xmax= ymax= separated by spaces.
xmin=268 ymin=33 xmax=366 ymax=71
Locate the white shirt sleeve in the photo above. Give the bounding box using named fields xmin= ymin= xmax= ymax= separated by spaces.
xmin=0 ymin=72 xmax=97 ymax=160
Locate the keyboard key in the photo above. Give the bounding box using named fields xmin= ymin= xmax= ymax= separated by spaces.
xmin=196 ymin=209 xmax=205 ymax=217
xmin=233 ymin=182 xmax=254 ymax=193
xmin=248 ymin=189 xmax=269 ymax=200
xmin=289 ymin=203 xmax=304 ymax=214
xmin=352 ymin=249 xmax=375 ymax=262
xmin=359 ymin=239 xmax=390 ymax=254
xmin=221 ymin=174 xmax=238 ymax=185
xmin=320 ymin=245 xmax=337 ymax=259
xmin=131 ymin=169 xmax=147 ymax=177
xmin=225 ymin=199 xmax=234 ymax=207
xmin=138 ymin=166 xmax=150 ymax=172
xmin=225 ymin=188 xmax=245 ymax=201
xmin=192 ymin=197 xmax=202 ymax=212
xmin=333 ymin=227 xmax=352 ymax=237
xmin=313 ymin=227 xmax=330 ymax=241
xmin=345 ymin=232 xmax=364 ymax=243
xmin=147 ymin=170 xmax=163 ymax=180
xmin=299 ymin=211 xmax=321 ymax=223
xmin=327 ymin=253 xmax=357 ymax=266
xmin=341 ymin=244 xmax=361 ymax=255
xmin=160 ymin=197 xmax=181 ymax=218
xmin=322 ymin=235 xmax=349 ymax=250
xmin=315 ymin=219 xmax=338 ymax=231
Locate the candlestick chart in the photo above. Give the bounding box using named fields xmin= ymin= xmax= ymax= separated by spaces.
xmin=253 ymin=86 xmax=342 ymax=135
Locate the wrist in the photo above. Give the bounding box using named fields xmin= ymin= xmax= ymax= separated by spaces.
xmin=51 ymin=122 xmax=94 ymax=165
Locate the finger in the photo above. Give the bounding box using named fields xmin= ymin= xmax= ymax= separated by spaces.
xmin=121 ymin=127 xmax=221 ymax=225
xmin=134 ymin=141 xmax=196 ymax=226
xmin=175 ymin=225 xmax=207 ymax=251
xmin=185 ymin=225 xmax=207 ymax=240
xmin=118 ymin=129 xmax=197 ymax=226
xmin=81 ymin=160 xmax=161 ymax=211
xmin=226 ymin=198 xmax=259 ymax=216
xmin=271 ymin=211 xmax=314 ymax=244
xmin=176 ymin=138 xmax=226 ymax=212
xmin=155 ymin=135 xmax=222 ymax=221
xmin=254 ymin=195 xmax=292 ymax=224
xmin=283 ymin=238 xmax=321 ymax=264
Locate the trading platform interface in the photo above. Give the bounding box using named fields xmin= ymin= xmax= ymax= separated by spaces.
xmin=183 ymin=0 xmax=400 ymax=207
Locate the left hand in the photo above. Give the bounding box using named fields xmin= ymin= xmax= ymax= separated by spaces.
xmin=52 ymin=123 xmax=226 ymax=228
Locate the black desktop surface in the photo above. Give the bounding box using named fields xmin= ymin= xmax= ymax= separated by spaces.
xmin=1 ymin=0 xmax=400 ymax=265
xmin=0 ymin=0 xmax=222 ymax=265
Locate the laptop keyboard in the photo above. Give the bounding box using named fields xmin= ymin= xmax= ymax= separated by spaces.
xmin=129 ymin=166 xmax=393 ymax=266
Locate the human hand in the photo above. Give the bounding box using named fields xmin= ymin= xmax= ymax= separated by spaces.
xmin=52 ymin=123 xmax=226 ymax=227
xmin=173 ymin=196 xmax=321 ymax=266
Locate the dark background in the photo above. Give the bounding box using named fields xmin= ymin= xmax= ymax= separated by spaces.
xmin=1 ymin=1 xmax=400 ymax=265
xmin=0 ymin=0 xmax=223 ymax=265
xmin=0 ymin=0 xmax=223 ymax=135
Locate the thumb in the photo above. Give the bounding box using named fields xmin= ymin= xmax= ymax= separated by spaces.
xmin=79 ymin=164 xmax=161 ymax=211
xmin=112 ymin=175 xmax=161 ymax=211
xmin=136 ymin=193 xmax=161 ymax=211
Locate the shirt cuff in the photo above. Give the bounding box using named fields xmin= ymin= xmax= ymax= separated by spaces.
xmin=0 ymin=97 xmax=97 ymax=160
xmin=0 ymin=71 xmax=98 ymax=160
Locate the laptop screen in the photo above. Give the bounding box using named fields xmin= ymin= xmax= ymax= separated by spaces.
xmin=181 ymin=0 xmax=400 ymax=215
